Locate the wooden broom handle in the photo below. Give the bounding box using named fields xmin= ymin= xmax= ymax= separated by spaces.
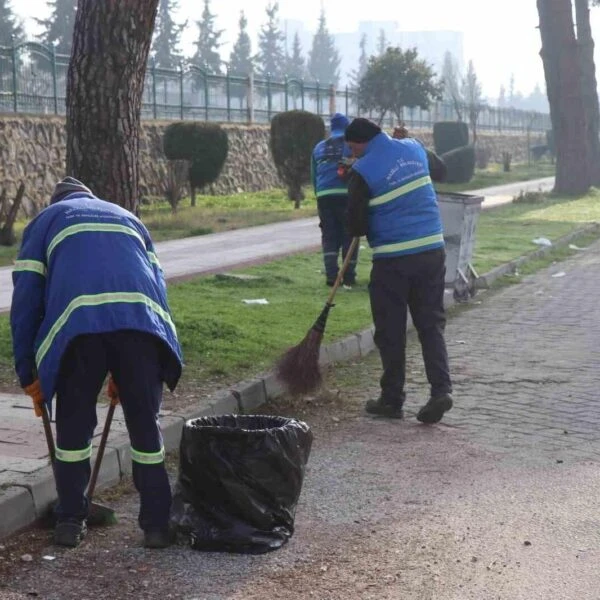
xmin=87 ymin=394 xmax=119 ymax=502
xmin=325 ymin=237 xmax=360 ymax=305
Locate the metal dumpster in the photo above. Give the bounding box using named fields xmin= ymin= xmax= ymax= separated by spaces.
xmin=437 ymin=192 xmax=484 ymax=301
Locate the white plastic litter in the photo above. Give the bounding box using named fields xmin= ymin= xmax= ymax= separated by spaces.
xmin=242 ymin=298 xmax=269 ymax=305
xmin=532 ymin=237 xmax=552 ymax=247
xmin=551 ymin=271 xmax=566 ymax=278
xmin=42 ymin=555 xmax=56 ymax=561
xmin=568 ymin=244 xmax=585 ymax=251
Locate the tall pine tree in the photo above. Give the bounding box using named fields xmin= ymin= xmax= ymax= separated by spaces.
xmin=0 ymin=0 xmax=24 ymax=47
xmin=255 ymin=2 xmax=286 ymax=79
xmin=191 ymin=0 xmax=223 ymax=74
xmin=36 ymin=0 xmax=77 ymax=55
xmin=377 ymin=29 xmax=387 ymax=55
xmin=151 ymin=0 xmax=186 ymax=70
xmin=228 ymin=10 xmax=253 ymax=107
xmin=307 ymin=10 xmax=341 ymax=86
xmin=348 ymin=33 xmax=368 ymax=87
xmin=229 ymin=10 xmax=253 ymax=76
xmin=461 ymin=60 xmax=483 ymax=143
xmin=285 ymin=32 xmax=306 ymax=80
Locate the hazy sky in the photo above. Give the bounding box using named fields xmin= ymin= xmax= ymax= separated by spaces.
xmin=13 ymin=0 xmax=600 ymax=99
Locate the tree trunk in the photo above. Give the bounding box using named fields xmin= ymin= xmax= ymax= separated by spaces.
xmin=66 ymin=0 xmax=159 ymax=214
xmin=537 ymin=0 xmax=591 ymax=195
xmin=287 ymin=184 xmax=304 ymax=209
xmin=575 ymin=0 xmax=600 ymax=185
xmin=0 ymin=183 xmax=25 ymax=246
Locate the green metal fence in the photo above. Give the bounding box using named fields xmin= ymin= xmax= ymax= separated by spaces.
xmin=0 ymin=42 xmax=551 ymax=133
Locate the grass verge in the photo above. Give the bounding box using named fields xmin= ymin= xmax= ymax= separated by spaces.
xmin=435 ymin=160 xmax=555 ymax=194
xmin=0 ymin=186 xmax=596 ymax=396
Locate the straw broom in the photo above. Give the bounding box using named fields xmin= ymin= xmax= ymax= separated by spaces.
xmin=276 ymin=237 xmax=360 ymax=395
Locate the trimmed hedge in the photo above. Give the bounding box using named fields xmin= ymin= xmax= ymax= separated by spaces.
xmin=270 ymin=110 xmax=325 ymax=206
xmin=433 ymin=121 xmax=470 ymax=155
xmin=163 ymin=122 xmax=229 ymax=204
xmin=441 ymin=144 xmax=476 ymax=184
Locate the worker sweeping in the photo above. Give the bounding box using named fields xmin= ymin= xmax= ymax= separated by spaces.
xmin=10 ymin=177 xmax=183 ymax=549
xmin=344 ymin=119 xmax=453 ymax=423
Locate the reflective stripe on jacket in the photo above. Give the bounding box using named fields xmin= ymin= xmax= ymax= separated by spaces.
xmin=351 ymin=134 xmax=444 ymax=258
xmin=11 ymin=193 xmax=183 ymax=400
xmin=312 ymin=133 xmax=352 ymax=198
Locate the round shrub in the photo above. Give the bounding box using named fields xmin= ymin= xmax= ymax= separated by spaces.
xmin=270 ymin=110 xmax=325 ymax=206
xmin=441 ymin=144 xmax=476 ymax=184
xmin=163 ymin=122 xmax=229 ymax=205
xmin=433 ymin=121 xmax=470 ymax=155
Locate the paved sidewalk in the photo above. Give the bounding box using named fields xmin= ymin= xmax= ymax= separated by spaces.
xmin=0 ymin=176 xmax=562 ymax=540
xmin=0 ymin=177 xmax=554 ymax=315
xmin=3 ymin=212 xmax=600 ymax=599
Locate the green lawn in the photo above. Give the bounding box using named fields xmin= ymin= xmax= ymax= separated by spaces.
xmin=140 ymin=188 xmax=318 ymax=242
xmin=436 ymin=160 xmax=555 ymax=194
xmin=0 ymin=187 xmax=599 ymax=393
xmin=472 ymin=190 xmax=600 ymax=273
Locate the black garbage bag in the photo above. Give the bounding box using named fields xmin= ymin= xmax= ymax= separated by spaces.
xmin=171 ymin=414 xmax=313 ymax=554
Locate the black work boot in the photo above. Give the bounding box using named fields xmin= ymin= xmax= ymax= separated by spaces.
xmin=365 ymin=397 xmax=404 ymax=419
xmin=144 ymin=528 xmax=176 ymax=549
xmin=54 ymin=519 xmax=87 ymax=548
xmin=416 ymin=393 xmax=453 ymax=424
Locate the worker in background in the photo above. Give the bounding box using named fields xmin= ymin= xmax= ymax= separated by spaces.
xmin=311 ymin=112 xmax=359 ymax=287
xmin=11 ymin=177 xmax=183 ymax=549
xmin=344 ymin=118 xmax=452 ymax=424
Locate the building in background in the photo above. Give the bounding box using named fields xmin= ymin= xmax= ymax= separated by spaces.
xmin=283 ymin=19 xmax=464 ymax=87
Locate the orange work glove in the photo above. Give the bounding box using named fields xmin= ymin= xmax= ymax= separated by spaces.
xmin=106 ymin=375 xmax=120 ymax=403
xmin=24 ymin=380 xmax=44 ymax=418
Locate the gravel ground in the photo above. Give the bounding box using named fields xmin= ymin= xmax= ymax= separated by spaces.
xmin=1 ymin=352 xmax=598 ymax=600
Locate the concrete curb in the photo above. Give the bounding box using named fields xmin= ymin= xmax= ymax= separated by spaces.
xmin=1 ymin=222 xmax=598 ymax=541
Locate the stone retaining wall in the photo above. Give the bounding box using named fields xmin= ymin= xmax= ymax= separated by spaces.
xmin=0 ymin=115 xmax=546 ymax=214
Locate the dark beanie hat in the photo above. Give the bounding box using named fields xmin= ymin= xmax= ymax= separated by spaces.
xmin=344 ymin=118 xmax=382 ymax=143
xmin=50 ymin=176 xmax=93 ymax=204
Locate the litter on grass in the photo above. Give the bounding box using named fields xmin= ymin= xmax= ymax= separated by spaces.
xmin=532 ymin=237 xmax=552 ymax=247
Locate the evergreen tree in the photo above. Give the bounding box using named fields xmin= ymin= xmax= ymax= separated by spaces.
xmin=441 ymin=50 xmax=463 ymax=119
xmin=461 ymin=60 xmax=484 ymax=143
xmin=377 ymin=28 xmax=387 ymax=55
xmin=498 ymin=84 xmax=506 ymax=108
xmin=285 ymin=32 xmax=306 ymax=80
xmin=508 ymin=73 xmax=516 ymax=106
xmin=228 ymin=10 xmax=253 ymax=108
xmin=255 ymin=2 xmax=286 ymax=79
xmin=348 ymin=33 xmax=368 ymax=87
xmin=307 ymin=10 xmax=341 ymax=86
xmin=0 ymin=0 xmax=25 ymax=47
xmin=359 ymin=46 xmax=441 ymax=124
xmin=36 ymin=0 xmax=77 ymax=55
xmin=229 ymin=10 xmax=253 ymax=76
xmin=151 ymin=0 xmax=186 ymax=70
xmin=191 ymin=0 xmax=223 ymax=74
